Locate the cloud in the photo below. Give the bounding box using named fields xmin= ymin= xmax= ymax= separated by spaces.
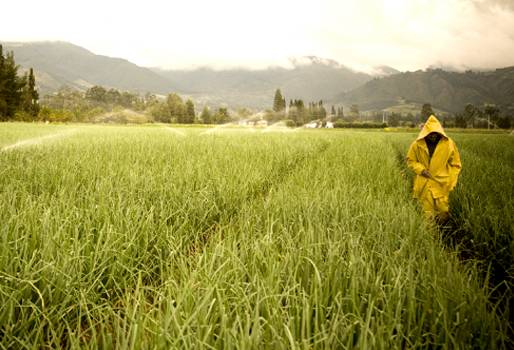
xmin=314 ymin=0 xmax=514 ymax=72
xmin=1 ymin=0 xmax=514 ymax=72
xmin=471 ymin=0 xmax=514 ymax=11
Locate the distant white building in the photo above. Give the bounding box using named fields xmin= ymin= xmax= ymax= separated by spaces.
xmin=325 ymin=121 xmax=334 ymax=128
xmin=305 ymin=122 xmax=318 ymax=128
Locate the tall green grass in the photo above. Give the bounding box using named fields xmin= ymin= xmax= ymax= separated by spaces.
xmin=448 ymin=134 xmax=513 ymax=319
xmin=0 ymin=125 xmax=510 ymax=348
xmin=391 ymin=131 xmax=513 ymax=339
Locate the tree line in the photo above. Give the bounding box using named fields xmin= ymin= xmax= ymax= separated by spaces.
xmin=40 ymin=86 xmax=234 ymax=124
xmin=268 ymin=89 xmax=329 ymax=125
xmin=270 ymin=89 xmax=512 ymax=129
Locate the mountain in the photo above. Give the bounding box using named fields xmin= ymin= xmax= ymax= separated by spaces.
xmin=3 ymin=41 xmax=379 ymax=109
xmin=6 ymin=41 xmax=513 ymax=113
xmin=333 ymin=67 xmax=514 ymax=113
xmin=151 ymin=57 xmax=373 ymax=108
xmin=1 ymin=41 xmax=177 ymax=94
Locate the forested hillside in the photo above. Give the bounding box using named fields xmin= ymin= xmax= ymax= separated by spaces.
xmin=334 ymin=67 xmax=514 ymax=113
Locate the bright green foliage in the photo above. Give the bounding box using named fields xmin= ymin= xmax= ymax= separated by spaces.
xmin=0 ymin=124 xmax=511 ymax=349
xmin=447 ymin=134 xmax=514 ymax=296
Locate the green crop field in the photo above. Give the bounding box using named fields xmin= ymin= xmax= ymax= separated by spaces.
xmin=0 ymin=123 xmax=512 ymax=349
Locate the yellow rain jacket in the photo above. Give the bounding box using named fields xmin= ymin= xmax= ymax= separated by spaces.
xmin=406 ymin=115 xmax=462 ymax=217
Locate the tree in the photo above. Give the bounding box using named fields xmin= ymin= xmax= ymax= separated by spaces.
xmin=149 ymin=102 xmax=171 ymax=123
xmin=21 ymin=68 xmax=39 ymax=118
xmin=388 ymin=113 xmax=401 ymax=127
xmin=337 ymin=106 xmax=344 ymax=119
xmin=237 ymin=108 xmax=252 ymax=119
xmin=483 ymin=105 xmax=500 ymax=128
xmin=349 ymin=104 xmax=359 ymax=121
xmin=0 ymin=47 xmax=38 ymax=121
xmin=166 ymin=93 xmax=185 ymax=123
xmin=420 ymin=103 xmax=434 ymax=122
xmin=288 ymin=100 xmax=297 ymax=124
xmin=319 ymin=100 xmax=327 ymax=120
xmin=0 ymin=50 xmax=25 ymax=120
xmin=273 ymin=89 xmax=286 ymax=113
xmin=144 ymin=93 xmax=158 ymax=107
xmin=105 ymin=88 xmax=121 ymax=105
xmin=0 ymin=44 xmax=6 ymax=118
xmin=331 ymin=105 xmax=336 ymax=116
xmin=405 ymin=112 xmax=416 ymax=125
xmin=287 ymin=99 xmax=307 ymax=125
xmin=86 ymin=86 xmax=107 ymax=103
xmin=214 ymin=107 xmax=230 ymax=124
xmin=462 ymin=103 xmax=481 ymax=128
xmin=455 ymin=113 xmax=467 ymax=128
xmin=200 ymin=106 xmax=212 ymax=124
xmin=185 ymin=99 xmax=195 ymax=124
xmin=308 ymin=102 xmax=317 ymax=121
xmin=497 ymin=115 xmax=512 ymax=129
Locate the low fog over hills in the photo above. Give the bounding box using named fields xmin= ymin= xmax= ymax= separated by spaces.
xmin=2 ymin=41 xmax=377 ymax=108
xmin=2 ymin=41 xmax=514 ymax=113
xmin=151 ymin=57 xmax=374 ymax=108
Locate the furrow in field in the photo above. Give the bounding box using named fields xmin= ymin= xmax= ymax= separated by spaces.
xmin=188 ymin=138 xmax=332 ymax=257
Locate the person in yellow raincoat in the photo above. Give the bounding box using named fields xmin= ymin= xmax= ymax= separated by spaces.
xmin=406 ymin=115 xmax=462 ymax=222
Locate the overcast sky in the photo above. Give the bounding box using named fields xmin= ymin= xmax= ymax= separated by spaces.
xmin=2 ymin=0 xmax=514 ymax=72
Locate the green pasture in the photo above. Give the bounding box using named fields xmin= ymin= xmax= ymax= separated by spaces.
xmin=0 ymin=123 xmax=512 ymax=349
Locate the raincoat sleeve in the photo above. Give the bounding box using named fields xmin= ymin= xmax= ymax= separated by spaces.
xmin=448 ymin=140 xmax=462 ymax=191
xmin=406 ymin=141 xmax=426 ymax=175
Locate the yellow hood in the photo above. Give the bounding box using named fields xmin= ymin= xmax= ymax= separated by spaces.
xmin=417 ymin=115 xmax=448 ymax=140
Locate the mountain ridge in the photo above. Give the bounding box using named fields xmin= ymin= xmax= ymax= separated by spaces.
xmin=2 ymin=41 xmax=178 ymax=94
xmin=1 ymin=41 xmax=377 ymax=108
xmin=151 ymin=59 xmax=374 ymax=108
xmin=332 ymin=67 xmax=514 ymax=113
